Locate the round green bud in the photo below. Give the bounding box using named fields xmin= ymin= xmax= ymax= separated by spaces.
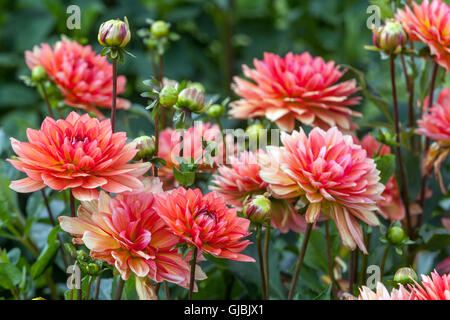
xmin=246 ymin=123 xmax=265 ymax=141
xmin=98 ymin=17 xmax=131 ymax=48
xmin=159 ymin=86 xmax=178 ymax=108
xmin=188 ymin=82 xmax=205 ymax=93
xmin=87 ymin=263 xmax=100 ymax=275
xmin=373 ymin=19 xmax=408 ymax=54
xmin=31 ymin=66 xmax=47 ymax=82
xmin=387 ymin=226 xmax=405 ymax=245
xmin=151 ymin=20 xmax=170 ymax=38
xmin=243 ymin=195 xmax=271 ymax=224
xmin=133 ymin=135 xmax=156 ymax=161
xmin=206 ymin=104 xmax=225 ymax=118
xmin=394 ymin=267 xmax=418 ymax=285
xmin=176 ymin=88 xmax=206 ymax=113
xmin=76 ymin=250 xmax=88 ymax=262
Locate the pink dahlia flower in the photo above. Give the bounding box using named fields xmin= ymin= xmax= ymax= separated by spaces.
xmin=59 ymin=178 xmax=206 ymax=299
xmin=8 ymin=112 xmax=151 ymax=200
xmin=357 ymin=282 xmax=413 ymax=300
xmin=409 ymin=271 xmax=450 ymax=300
xmin=416 ymin=88 xmax=450 ymax=193
xmin=210 ymin=150 xmax=307 ymax=233
xmin=396 ymin=0 xmax=450 ymax=71
xmin=230 ymin=52 xmax=361 ymax=132
xmin=154 ymin=187 xmax=255 ymax=262
xmin=25 ymin=39 xmax=130 ymax=118
xmin=158 ymin=122 xmax=225 ymax=187
xmin=260 ymin=127 xmax=385 ymax=253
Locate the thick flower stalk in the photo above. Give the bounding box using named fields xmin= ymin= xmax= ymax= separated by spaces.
xmin=59 ymin=178 xmax=206 ymax=299
xmin=211 ymin=150 xmax=307 ymax=233
xmin=396 ymin=0 xmax=450 ymax=71
xmin=154 ymin=187 xmax=255 ymax=262
xmin=416 ymin=88 xmax=450 ymax=193
xmin=260 ymin=127 xmax=385 ymax=253
xmin=8 ymin=112 xmax=151 ymax=200
xmin=25 ymin=40 xmax=130 ymax=118
xmin=230 ymin=52 xmax=361 ymax=132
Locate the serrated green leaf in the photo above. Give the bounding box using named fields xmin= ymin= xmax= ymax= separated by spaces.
xmin=374 ymin=154 xmax=396 ymax=184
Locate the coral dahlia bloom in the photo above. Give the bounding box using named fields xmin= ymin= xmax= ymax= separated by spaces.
xmin=158 ymin=122 xmax=225 ymax=187
xmin=396 ymin=0 xmax=450 ymax=71
xmin=357 ymin=282 xmax=413 ymax=300
xmin=8 ymin=112 xmax=151 ymax=200
xmin=230 ymin=52 xmax=361 ymax=132
xmin=154 ymin=187 xmax=255 ymax=262
xmin=416 ymin=88 xmax=450 ymax=193
xmin=260 ymin=127 xmax=385 ymax=253
xmin=59 ymin=178 xmax=206 ymax=299
xmin=409 ymin=271 xmax=450 ymax=300
xmin=25 ymin=39 xmax=130 ymax=118
xmin=210 ymin=150 xmax=307 ymax=233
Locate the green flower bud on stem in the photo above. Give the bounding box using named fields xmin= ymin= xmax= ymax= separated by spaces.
xmin=31 ymin=66 xmax=47 ymax=82
xmin=151 ymin=20 xmax=170 ymax=38
xmin=133 ymin=135 xmax=156 ymax=161
xmin=387 ymin=226 xmax=406 ymax=245
xmin=246 ymin=123 xmax=265 ymax=141
xmin=243 ymin=195 xmax=271 ymax=224
xmin=98 ymin=17 xmax=131 ymax=48
xmin=159 ymin=86 xmax=178 ymax=108
xmin=176 ymin=88 xmax=206 ymax=113
xmin=394 ymin=267 xmax=418 ymax=285
xmin=206 ymin=104 xmax=226 ymax=118
xmin=373 ymin=19 xmax=408 ymax=54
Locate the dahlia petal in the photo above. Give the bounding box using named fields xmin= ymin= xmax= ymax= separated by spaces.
xmin=71 ymin=187 xmax=99 ymax=201
xmin=82 ymin=230 xmax=120 ymax=251
xmin=9 ymin=177 xmax=45 ymax=193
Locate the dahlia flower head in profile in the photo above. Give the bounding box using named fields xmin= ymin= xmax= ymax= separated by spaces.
xmin=8 ymin=112 xmax=151 ymax=200
xmin=357 ymin=282 xmax=413 ymax=300
xmin=25 ymin=39 xmax=130 ymax=118
xmin=416 ymin=88 xmax=450 ymax=193
xmin=210 ymin=150 xmax=307 ymax=233
xmin=157 ymin=122 xmax=225 ymax=187
xmin=396 ymin=0 xmax=450 ymax=71
xmin=260 ymin=127 xmax=385 ymax=253
xmin=154 ymin=187 xmax=255 ymax=262
xmin=230 ymin=52 xmax=362 ymax=132
xmin=59 ymin=178 xmax=206 ymax=299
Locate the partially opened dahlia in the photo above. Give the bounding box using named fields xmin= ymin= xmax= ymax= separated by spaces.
xmin=230 ymin=52 xmax=361 ymax=132
xmin=211 ymin=150 xmax=307 ymax=233
xmin=59 ymin=178 xmax=206 ymax=299
xmin=158 ymin=122 xmax=224 ymax=187
xmin=396 ymin=0 xmax=450 ymax=71
xmin=26 ymin=39 xmax=130 ymax=118
xmin=8 ymin=112 xmax=151 ymax=200
xmin=260 ymin=127 xmax=385 ymax=253
xmin=154 ymin=187 xmax=255 ymax=262
xmin=416 ymin=88 xmax=450 ymax=193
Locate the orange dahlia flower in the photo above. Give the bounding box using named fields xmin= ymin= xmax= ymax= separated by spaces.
xmin=59 ymin=178 xmax=206 ymax=299
xmin=259 ymin=127 xmax=385 ymax=253
xmin=8 ymin=112 xmax=151 ymax=200
xmin=416 ymin=88 xmax=450 ymax=193
xmin=409 ymin=271 xmax=450 ymax=300
xmin=230 ymin=52 xmax=361 ymax=132
xmin=396 ymin=0 xmax=450 ymax=71
xmin=211 ymin=150 xmax=307 ymax=233
xmin=25 ymin=39 xmax=130 ymax=118
xmin=158 ymin=122 xmax=224 ymax=187
xmin=154 ymin=187 xmax=255 ymax=262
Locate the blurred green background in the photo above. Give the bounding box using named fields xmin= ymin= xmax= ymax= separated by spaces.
xmin=0 ymin=0 xmax=449 ymax=300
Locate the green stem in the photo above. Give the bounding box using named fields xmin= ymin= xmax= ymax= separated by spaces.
xmin=85 ymin=276 xmax=95 ymax=300
xmin=400 ymin=54 xmax=415 ymax=153
xmin=325 ymin=220 xmax=337 ymax=297
xmin=111 ymin=57 xmax=117 ymax=132
xmin=380 ymin=243 xmax=391 ymax=280
xmin=263 ymin=227 xmax=270 ymax=299
xmin=389 ymin=55 xmax=413 ymax=238
xmin=256 ymin=225 xmax=267 ymax=300
xmin=114 ymin=278 xmax=125 ymax=300
xmin=164 ymin=281 xmax=170 ymax=300
xmin=215 ymin=117 xmax=228 ymax=165
xmin=188 ymin=246 xmax=198 ymax=300
xmin=153 ymin=105 xmax=160 ymax=177
xmin=360 ymin=231 xmax=371 ymax=286
xmin=94 ymin=274 xmax=101 ymax=300
xmin=69 ymin=190 xmax=76 ymax=218
xmin=288 ymin=223 xmax=313 ymax=300
xmin=39 ymin=83 xmax=54 ymax=118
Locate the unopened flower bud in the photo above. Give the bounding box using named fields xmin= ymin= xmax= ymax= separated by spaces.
xmin=243 ymin=195 xmax=271 ymax=224
xmin=373 ymin=19 xmax=408 ymax=54
xmin=246 ymin=124 xmax=265 ymax=141
xmin=387 ymin=226 xmax=405 ymax=245
xmin=206 ymin=104 xmax=225 ymax=118
xmin=31 ymin=66 xmax=47 ymax=82
xmin=87 ymin=263 xmax=100 ymax=275
xmin=159 ymin=86 xmax=178 ymax=108
xmin=188 ymin=82 xmax=205 ymax=93
xmin=98 ymin=17 xmax=131 ymax=48
xmin=133 ymin=136 xmax=156 ymax=161
xmin=151 ymin=20 xmax=170 ymax=38
xmin=394 ymin=267 xmax=418 ymax=285
xmin=77 ymin=249 xmax=88 ymax=262
xmin=176 ymin=88 xmax=206 ymax=113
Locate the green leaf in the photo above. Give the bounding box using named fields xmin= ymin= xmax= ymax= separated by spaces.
xmin=173 ymin=167 xmax=196 ymax=187
xmin=0 ymin=263 xmax=22 ymax=289
xmin=374 ymin=154 xmax=396 ymax=184
xmin=314 ymin=283 xmax=332 ymax=300
xmin=30 ymin=225 xmax=61 ymax=279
